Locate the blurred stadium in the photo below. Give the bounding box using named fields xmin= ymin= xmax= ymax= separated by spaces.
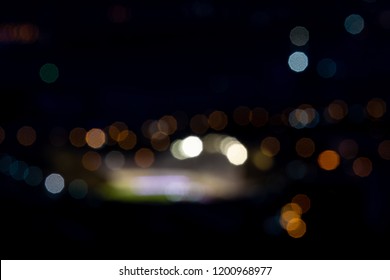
xmin=1 ymin=0 xmax=390 ymax=259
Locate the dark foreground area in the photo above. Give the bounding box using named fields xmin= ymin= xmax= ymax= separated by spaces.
xmin=1 ymin=175 xmax=389 ymax=259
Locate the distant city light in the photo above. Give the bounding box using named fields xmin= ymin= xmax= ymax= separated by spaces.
xmin=295 ymin=138 xmax=315 ymax=158
xmin=24 ymin=166 xmax=43 ymax=186
xmin=141 ymin=120 xmax=158 ymax=139
xmin=289 ymin=106 xmax=319 ymax=129
xmin=318 ymin=150 xmax=340 ymax=171
xmin=289 ymin=26 xmax=309 ymax=46
xmin=0 ymin=23 xmax=39 ymax=43
xmin=280 ymin=210 xmax=300 ymax=229
xmin=282 ymin=202 xmax=303 ymax=216
xmin=317 ymin=58 xmax=337 ymax=78
xmin=344 ymin=14 xmax=364 ymax=35
xmin=82 ymin=151 xmax=102 ymax=171
xmin=0 ymin=155 xmax=13 ymax=175
xmin=9 ymin=160 xmax=28 ymax=181
xmin=279 ymin=201 xmax=306 ymax=238
xmin=366 ymin=98 xmax=386 ymax=119
xmin=39 ymin=63 xmax=59 ymax=83
xmin=45 ymin=173 xmax=65 ymax=194
xmin=17 ymin=126 xmax=36 ymax=146
xmin=288 ymin=52 xmax=308 ymax=72
xmin=292 ymin=194 xmax=311 ymax=213
xmin=86 ymin=128 xmax=106 ymax=149
xmin=286 ymin=218 xmax=306 ymax=238
xmin=252 ymin=151 xmax=274 ymax=171
xmin=208 ymin=111 xmax=228 ymax=131
xmin=108 ymin=122 xmax=128 ymax=142
xmin=261 ymin=137 xmax=281 ymax=157
xmin=326 ymin=100 xmax=348 ymax=122
xmin=378 ymin=140 xmax=390 ymax=160
xmin=280 ymin=203 xmax=302 ymax=229
xmin=118 ymin=130 xmax=137 ymax=150
xmin=338 ymin=139 xmax=359 ymax=159
xmin=190 ymin=114 xmax=209 ymax=135
xmin=289 ymin=109 xmax=308 ymax=129
xmin=353 ymin=157 xmax=372 ymax=177
xmin=134 ymin=148 xmax=155 ymax=168
xmin=151 ymin=131 xmax=170 ymax=151
xmin=68 ymin=179 xmax=88 ymax=199
xmin=158 ymin=115 xmax=177 ymax=135
xmin=69 ymin=127 xmax=87 ymax=147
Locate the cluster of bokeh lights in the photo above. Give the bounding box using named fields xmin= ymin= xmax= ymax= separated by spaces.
xmin=1 ymin=4 xmax=390 ymax=245
xmin=280 ymin=194 xmax=311 ymax=238
xmin=0 ymin=153 xmax=88 ymax=199
xmin=0 ymin=23 xmax=39 ymax=43
xmin=0 ymin=10 xmax=387 ymax=239
xmin=288 ymin=25 xmax=309 ymax=73
xmin=0 ymin=97 xmax=388 ymax=205
xmin=287 ymin=12 xmax=365 ymax=76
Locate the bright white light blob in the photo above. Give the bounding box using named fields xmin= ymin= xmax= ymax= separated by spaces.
xmin=170 ymin=139 xmax=187 ymax=160
xmin=45 ymin=173 xmax=65 ymax=194
xmin=288 ymin=52 xmax=308 ymax=72
xmin=132 ymin=175 xmax=191 ymax=201
xmin=345 ymin=14 xmax=364 ymax=35
xmin=226 ymin=143 xmax=248 ymax=165
xmin=180 ymin=136 xmax=203 ymax=158
xmin=289 ymin=26 xmax=309 ymax=46
xmin=219 ymin=136 xmax=239 ymax=155
xmin=108 ymin=167 xmax=245 ymax=202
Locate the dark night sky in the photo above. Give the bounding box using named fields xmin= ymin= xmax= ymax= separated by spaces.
xmin=1 ymin=0 xmax=389 ymax=125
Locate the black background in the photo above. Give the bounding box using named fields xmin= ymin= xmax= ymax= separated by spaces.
xmin=1 ymin=0 xmax=390 ymax=259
